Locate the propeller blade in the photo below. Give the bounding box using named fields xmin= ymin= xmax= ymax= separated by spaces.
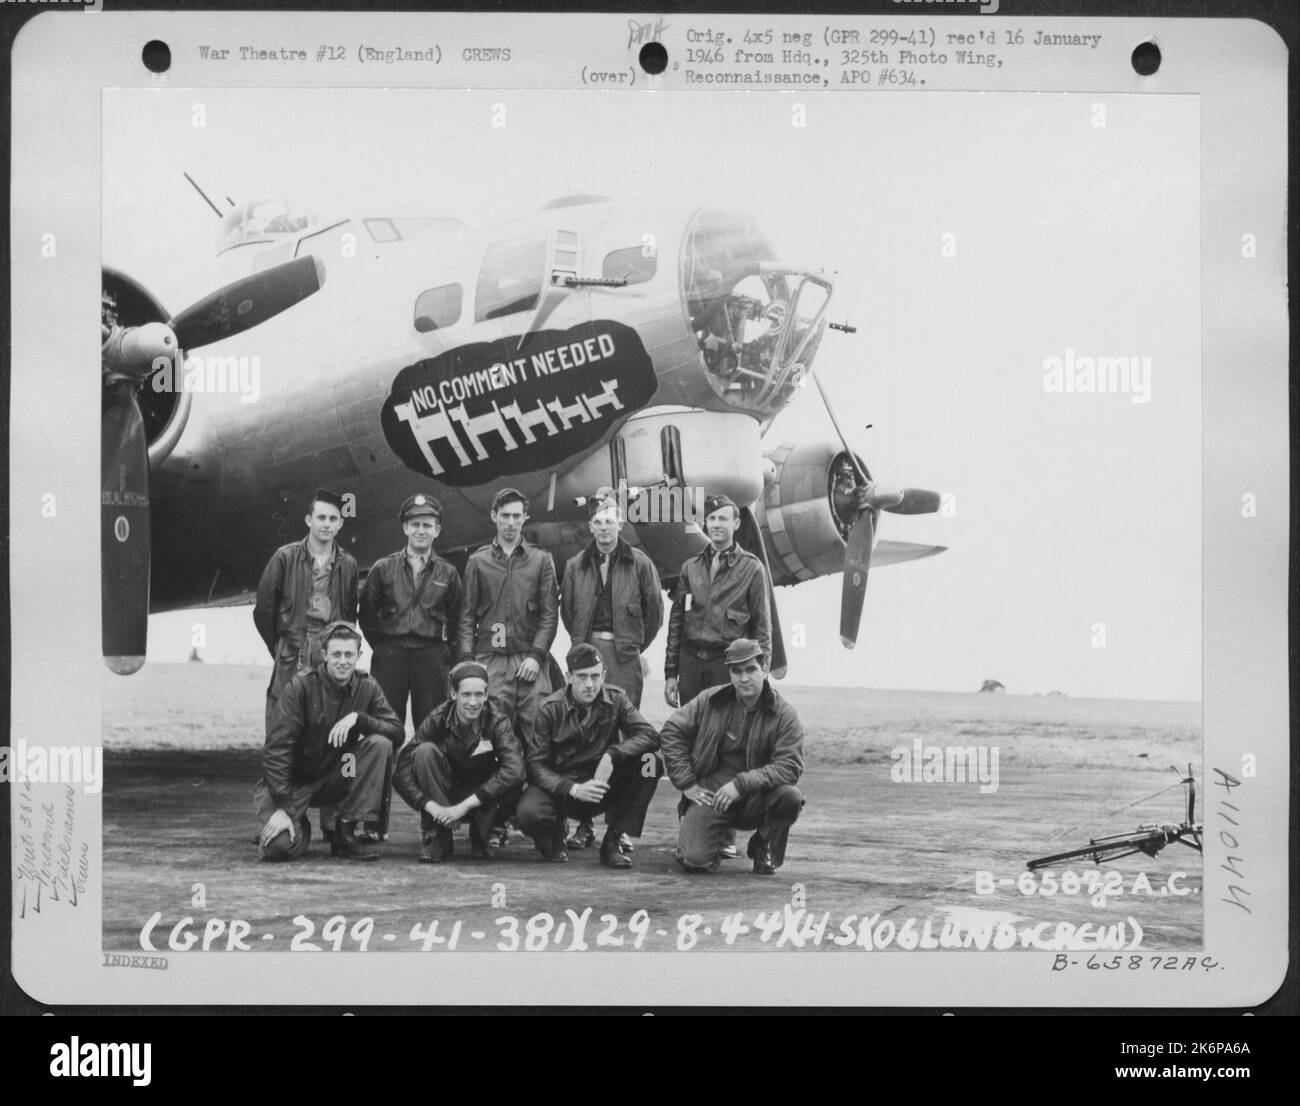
xmin=839 ymin=508 xmax=875 ymax=649
xmin=735 ymin=505 xmax=788 ymax=678
xmin=102 ymin=383 xmax=151 ymax=674
xmin=169 ymin=254 xmax=324 ymax=350
xmin=858 ymin=484 xmax=942 ymax=515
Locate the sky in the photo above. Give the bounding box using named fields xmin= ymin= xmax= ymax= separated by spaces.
xmin=104 ymin=88 xmax=1201 ymax=700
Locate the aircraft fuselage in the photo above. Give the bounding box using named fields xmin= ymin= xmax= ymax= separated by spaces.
xmin=144 ymin=200 xmax=831 ymax=607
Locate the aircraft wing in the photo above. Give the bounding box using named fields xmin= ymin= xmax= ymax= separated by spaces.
xmin=871 ymin=540 xmax=947 ymax=567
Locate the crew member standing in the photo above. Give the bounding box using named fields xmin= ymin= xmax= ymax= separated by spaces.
xmin=664 ymin=493 xmax=771 ymax=709
xmin=360 ymin=492 xmax=462 ymax=837
xmin=560 ymin=491 xmax=663 ymax=849
xmin=458 ymin=488 xmax=559 ymax=736
xmin=457 ymin=488 xmax=559 ymax=843
xmin=361 ymin=493 xmax=462 ymax=728
xmin=254 ymin=488 xmax=358 ymax=730
xmin=663 ymin=493 xmax=770 ymax=860
xmin=561 ymin=492 xmax=663 ymax=708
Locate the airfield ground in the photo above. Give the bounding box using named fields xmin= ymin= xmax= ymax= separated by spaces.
xmin=103 ymin=665 xmax=1203 ymax=953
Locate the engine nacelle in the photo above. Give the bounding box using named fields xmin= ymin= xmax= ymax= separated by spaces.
xmin=756 ymin=440 xmax=867 ymax=586
xmin=102 ymin=268 xmax=191 ymax=467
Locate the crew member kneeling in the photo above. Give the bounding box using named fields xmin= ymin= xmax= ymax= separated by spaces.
xmin=254 ymin=621 xmax=404 ymax=862
xmin=392 ymin=661 xmax=524 ymax=863
xmin=661 ymin=638 xmax=805 ymax=875
xmin=517 ymin=643 xmax=662 ymax=867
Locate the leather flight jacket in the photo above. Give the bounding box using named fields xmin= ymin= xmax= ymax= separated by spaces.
xmin=253 ymin=538 xmax=359 ymax=656
xmin=526 ymin=685 xmax=661 ymax=799
xmin=263 ymin=665 xmax=404 ymax=805
xmin=457 ymin=539 xmax=559 ymax=662
xmin=360 ymin=549 xmax=463 ymax=651
xmin=392 ymin=699 xmax=524 ymax=811
xmin=561 ymin=539 xmax=664 ymax=662
xmin=664 ymin=544 xmax=771 ymax=677
xmin=659 ymin=681 xmax=803 ymax=796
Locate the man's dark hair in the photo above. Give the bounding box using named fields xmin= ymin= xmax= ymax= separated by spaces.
xmin=322 ymin=623 xmax=363 ymax=650
xmin=306 ymin=488 xmax=346 ymax=516
xmin=491 ymin=487 xmax=529 ymax=514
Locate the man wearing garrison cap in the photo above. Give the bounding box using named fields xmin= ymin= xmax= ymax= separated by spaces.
xmin=392 ymin=660 xmax=525 ymax=862
xmin=661 ymin=638 xmax=805 ymax=876
xmin=360 ymin=493 xmax=463 ymax=837
xmin=255 ymin=621 xmax=404 ymax=862
xmin=254 ymin=487 xmax=359 ymax=731
xmin=560 ymin=489 xmax=663 ymax=850
xmin=516 ymin=643 xmax=663 ymax=867
xmin=664 ymin=493 xmax=771 ymax=711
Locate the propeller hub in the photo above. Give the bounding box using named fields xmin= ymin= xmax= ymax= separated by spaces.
xmin=858 ymin=483 xmax=905 ymax=512
xmin=103 ymin=322 xmax=178 ymax=384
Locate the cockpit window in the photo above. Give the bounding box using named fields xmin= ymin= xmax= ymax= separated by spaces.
xmin=414 ymin=283 xmax=463 ymax=333
xmin=364 ymin=217 xmax=464 ymax=245
xmin=475 ymin=236 xmax=546 ymax=322
xmin=602 ymin=246 xmax=656 ymax=286
xmin=217 ymin=199 xmax=316 ymax=255
xmin=365 ymin=219 xmax=401 ymax=243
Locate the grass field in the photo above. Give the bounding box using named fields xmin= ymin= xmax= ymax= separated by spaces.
xmin=103 ymin=664 xmax=1204 ymax=953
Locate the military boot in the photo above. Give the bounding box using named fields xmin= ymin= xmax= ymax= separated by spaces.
xmin=331 ymin=819 xmax=379 ymax=861
xmin=419 ymin=813 xmax=453 ymax=863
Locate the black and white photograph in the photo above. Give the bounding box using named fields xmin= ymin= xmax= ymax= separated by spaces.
xmin=6 ymin=8 xmax=1290 ymax=1011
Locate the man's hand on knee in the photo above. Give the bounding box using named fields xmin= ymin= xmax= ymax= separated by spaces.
xmin=260 ymin=808 xmax=295 ymax=849
xmin=712 ymin=781 xmax=740 ymax=812
xmin=683 ymin=784 xmax=715 ymax=807
xmin=328 ymin=711 xmax=358 ymax=747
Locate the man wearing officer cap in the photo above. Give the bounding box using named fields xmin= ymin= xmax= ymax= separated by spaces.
xmin=392 ymin=660 xmax=524 ymax=862
xmin=660 ymin=638 xmax=805 ymax=875
xmin=255 ymin=621 xmax=404 ymax=861
xmin=360 ymin=493 xmax=463 ymax=836
xmin=516 ymin=642 xmax=663 ymax=867
xmin=254 ymin=487 xmax=358 ymax=731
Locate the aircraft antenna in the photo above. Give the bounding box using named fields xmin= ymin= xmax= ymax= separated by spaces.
xmin=182 ymin=171 xmax=224 ymax=218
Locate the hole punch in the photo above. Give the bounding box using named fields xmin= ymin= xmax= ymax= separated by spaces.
xmin=638 ymin=42 xmax=668 ymax=75
xmin=142 ymin=40 xmax=172 ymax=74
xmin=1131 ymin=40 xmax=1160 ymax=76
